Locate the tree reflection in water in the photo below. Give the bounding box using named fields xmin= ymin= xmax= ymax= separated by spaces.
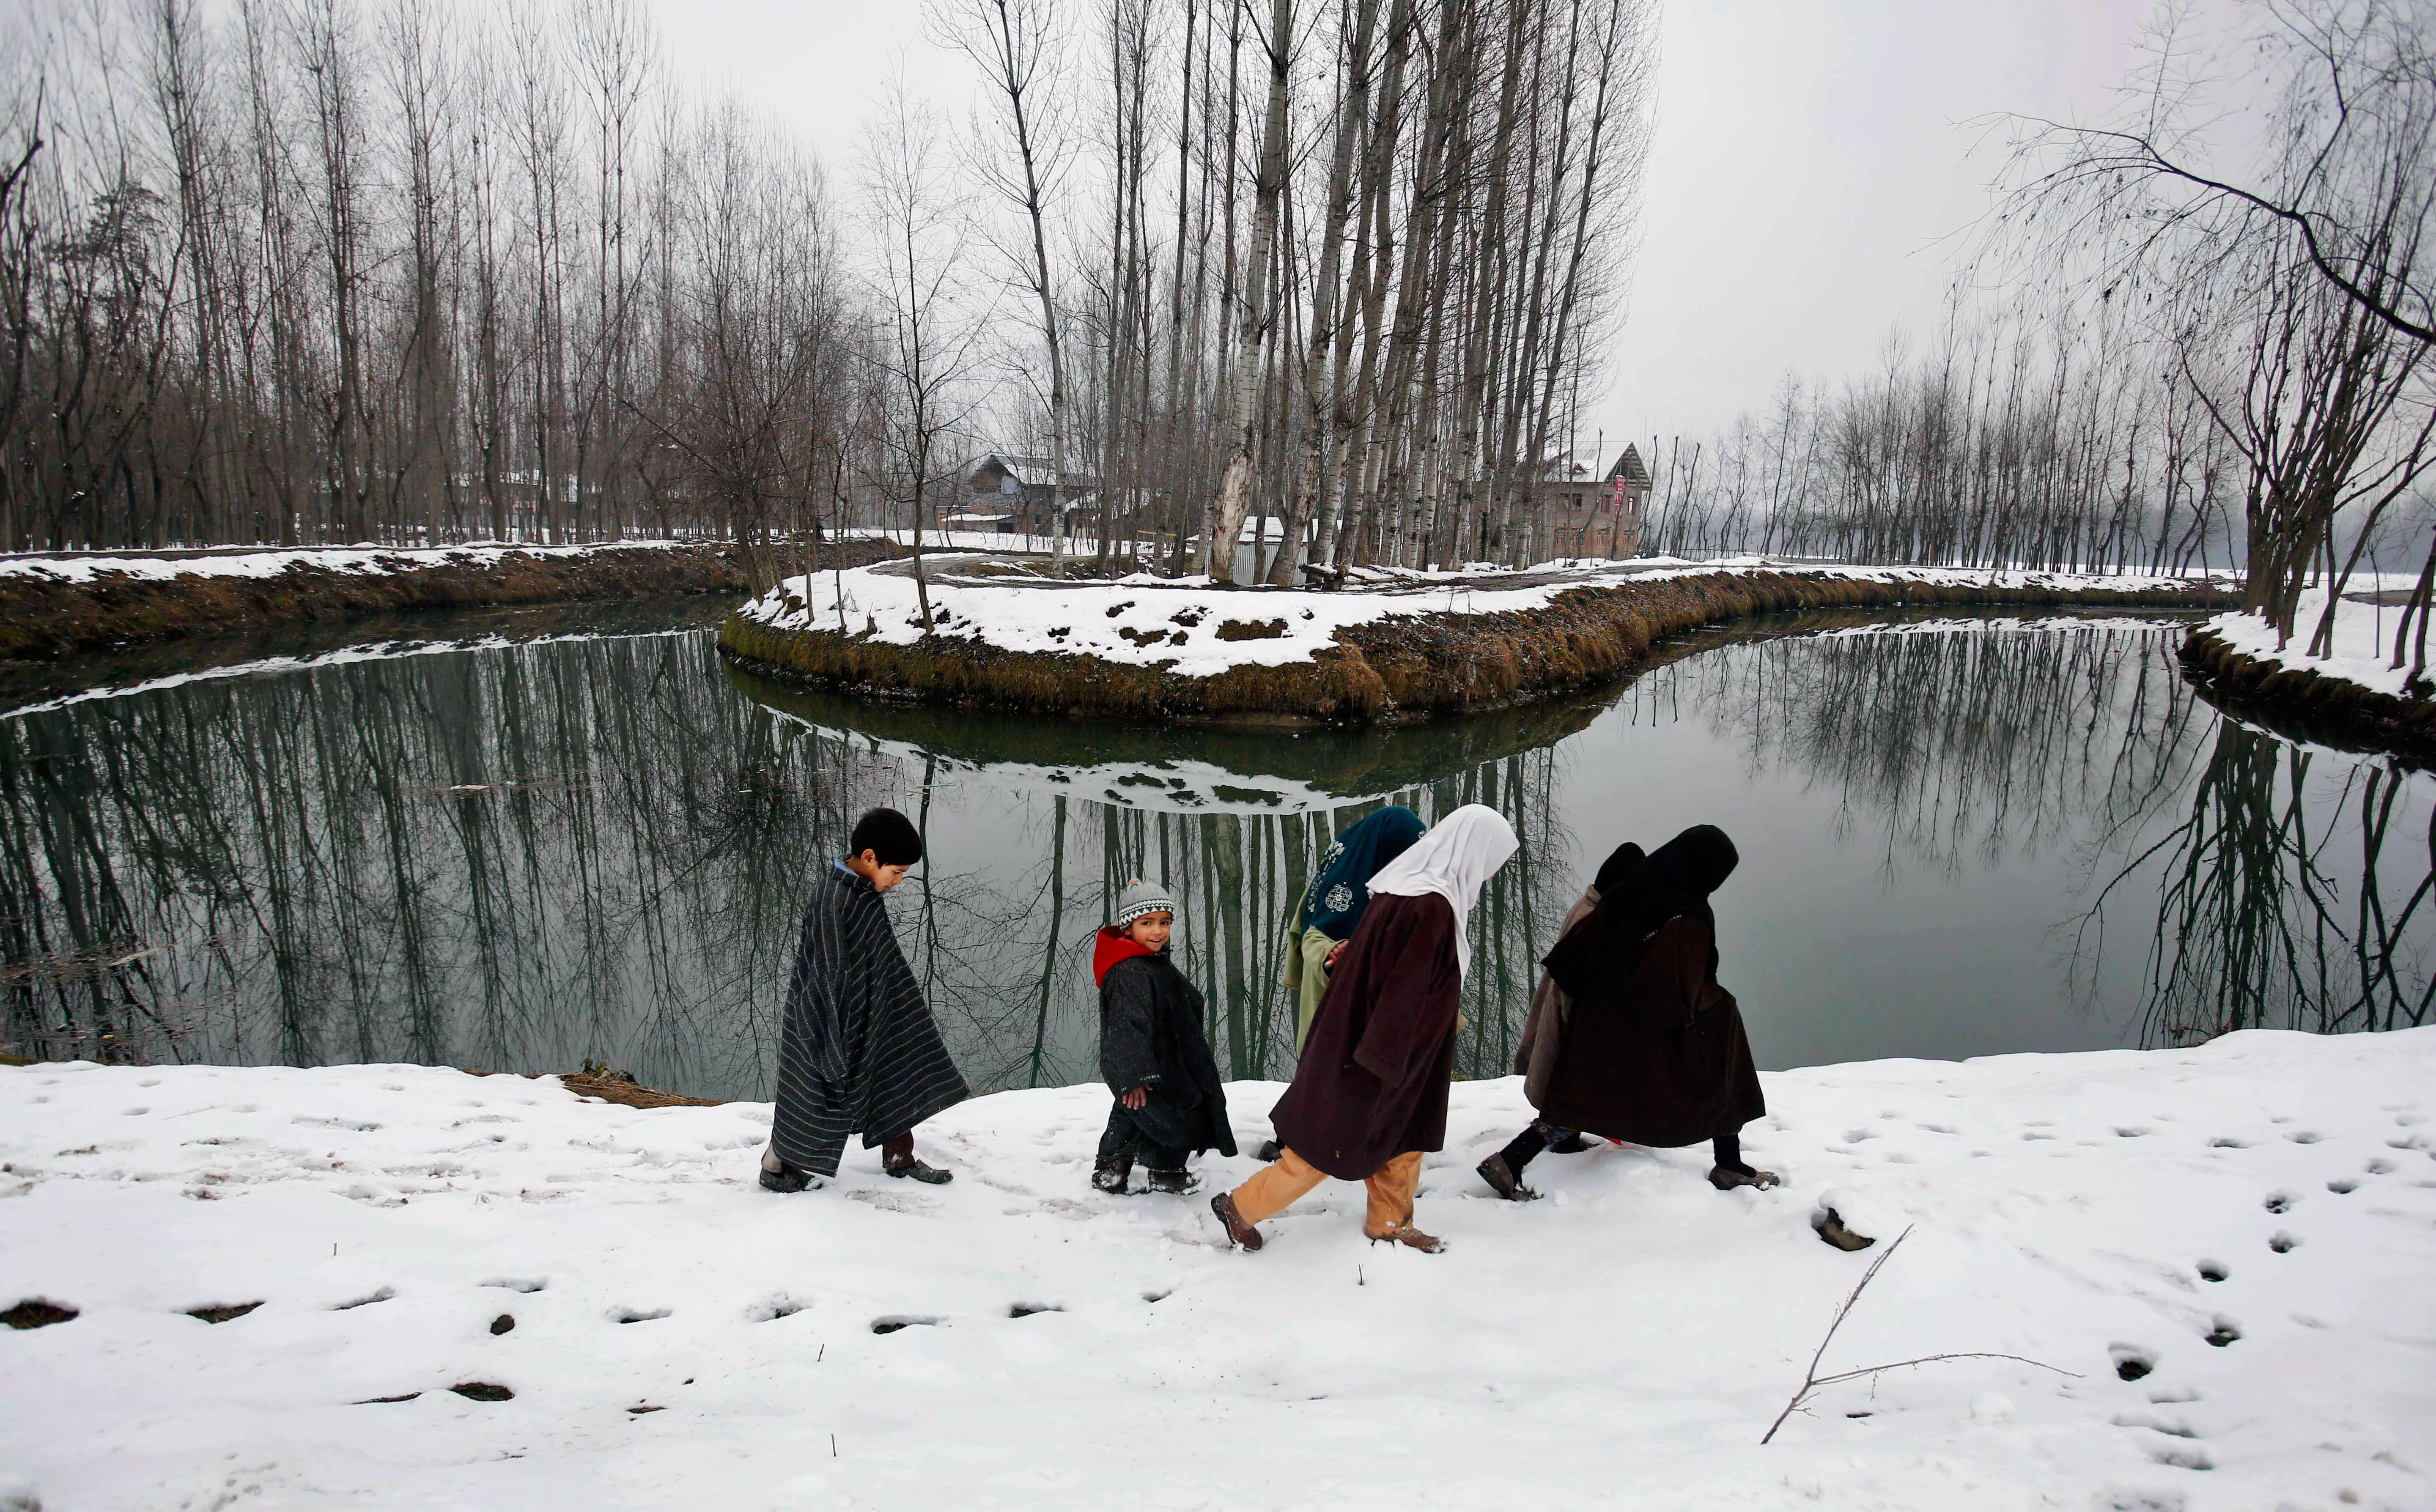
xmin=1630 ymin=617 xmax=2432 ymax=1049
xmin=0 ymin=617 xmax=2426 ymax=1099
xmin=2097 ymin=724 xmax=2435 ymax=1046
xmin=0 ymin=631 xmax=1575 ymax=1097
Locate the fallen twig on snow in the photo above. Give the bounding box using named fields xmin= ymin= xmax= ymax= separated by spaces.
xmin=1761 ymin=1227 xmax=2077 ymax=1444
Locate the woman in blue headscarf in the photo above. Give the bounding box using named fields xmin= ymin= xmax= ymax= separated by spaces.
xmin=1258 ymin=803 xmax=1428 ymax=1162
xmin=1282 ymin=805 xmax=1426 ymax=1053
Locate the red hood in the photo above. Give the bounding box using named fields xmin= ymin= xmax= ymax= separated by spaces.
xmin=1093 ymin=926 xmax=1158 ymax=988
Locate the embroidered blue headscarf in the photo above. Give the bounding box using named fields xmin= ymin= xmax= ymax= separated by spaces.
xmin=1300 ymin=805 xmax=1427 ymax=940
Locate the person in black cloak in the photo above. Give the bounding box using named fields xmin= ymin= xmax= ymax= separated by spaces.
xmin=759 ymin=807 xmax=971 ymax=1192
xmin=1091 ymin=878 xmax=1237 ymax=1196
xmin=1476 ymin=824 xmax=1777 ymax=1202
xmin=1491 ymin=838 xmax=1649 ymax=1170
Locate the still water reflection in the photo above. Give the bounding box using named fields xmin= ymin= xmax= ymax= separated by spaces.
xmin=2 ymin=614 xmax=2427 ymax=1100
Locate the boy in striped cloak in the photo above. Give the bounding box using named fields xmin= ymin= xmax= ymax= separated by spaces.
xmin=760 ymin=808 xmax=970 ymax=1192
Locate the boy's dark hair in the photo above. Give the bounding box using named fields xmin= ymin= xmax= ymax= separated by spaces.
xmin=849 ymin=807 xmax=924 ymax=868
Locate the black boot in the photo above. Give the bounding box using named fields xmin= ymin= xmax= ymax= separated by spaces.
xmin=1254 ymin=1139 xmax=1283 ymax=1163
xmin=1092 ymin=1156 xmax=1133 ymax=1194
xmin=1146 ymin=1167 xmax=1199 ymax=1195
xmin=881 ymin=1133 xmax=953 ymax=1185
xmin=885 ymin=1155 xmax=954 ymax=1185
xmin=1548 ymin=1132 xmax=1591 ymax=1154
xmin=758 ymin=1143 xmax=817 ymax=1192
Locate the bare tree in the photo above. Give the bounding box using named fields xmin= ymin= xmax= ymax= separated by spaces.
xmin=860 ymin=77 xmax=983 ymax=632
xmin=933 ymin=0 xmax=1079 ymax=575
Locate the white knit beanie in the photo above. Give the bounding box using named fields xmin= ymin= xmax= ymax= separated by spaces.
xmin=1113 ymin=877 xmax=1178 ymax=929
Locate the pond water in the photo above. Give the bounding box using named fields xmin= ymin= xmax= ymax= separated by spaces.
xmin=3 ymin=606 xmax=2429 ymax=1101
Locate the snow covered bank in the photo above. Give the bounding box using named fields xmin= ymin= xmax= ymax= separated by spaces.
xmin=727 ymin=559 xmax=2234 ymax=724
xmin=2183 ymin=589 xmax=2436 ymax=762
xmin=4 ymin=1030 xmax=2430 ymax=1511
xmin=0 ymin=540 xmax=846 ymax=663
xmin=0 ymin=540 xmax=701 ymax=586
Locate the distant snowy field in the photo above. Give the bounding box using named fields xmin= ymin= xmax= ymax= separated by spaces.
xmin=746 ymin=556 xmax=2229 ymax=679
xmin=4 ymin=1030 xmax=2431 ymax=1511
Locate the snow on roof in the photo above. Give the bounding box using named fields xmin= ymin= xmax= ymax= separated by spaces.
xmin=970 ymin=453 xmax=1065 ymax=489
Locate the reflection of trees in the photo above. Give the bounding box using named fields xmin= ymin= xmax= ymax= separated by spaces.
xmin=0 ymin=630 xmax=1576 ymax=1096
xmin=0 ymin=635 xmax=903 ymax=1096
xmin=1007 ymin=748 xmax=1575 ymax=1087
xmin=1639 ymin=621 xmax=2218 ymax=882
xmin=1637 ymin=617 xmax=2433 ymax=1049
xmin=2084 ymin=722 xmax=2434 ymax=1046
xmin=12 ymin=618 xmax=2418 ymax=1096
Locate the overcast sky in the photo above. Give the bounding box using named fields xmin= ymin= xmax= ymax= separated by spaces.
xmin=649 ymin=0 xmax=2172 ymax=462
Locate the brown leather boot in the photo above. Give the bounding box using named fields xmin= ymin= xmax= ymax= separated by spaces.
xmin=1210 ymin=1191 xmax=1264 ymax=1251
xmin=1367 ymin=1219 xmax=1447 ymax=1254
xmin=1476 ymin=1152 xmax=1539 ymax=1202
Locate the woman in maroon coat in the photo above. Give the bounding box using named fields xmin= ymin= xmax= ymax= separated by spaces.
xmin=1476 ymin=824 xmax=1775 ymax=1201
xmin=1211 ymin=805 xmax=1518 ymax=1254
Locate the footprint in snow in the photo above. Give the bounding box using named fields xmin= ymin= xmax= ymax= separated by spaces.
xmin=870 ymin=1315 xmax=940 ymax=1335
xmin=2110 ymin=1412 xmax=2200 ymax=1440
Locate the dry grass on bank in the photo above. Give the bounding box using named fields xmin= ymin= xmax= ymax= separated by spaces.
xmin=723 ymin=570 xmax=2236 ymax=727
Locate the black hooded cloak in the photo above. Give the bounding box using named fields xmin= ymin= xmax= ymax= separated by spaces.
xmin=1531 ymin=826 xmax=1764 ymax=1147
xmin=769 ymin=865 xmax=970 ymax=1178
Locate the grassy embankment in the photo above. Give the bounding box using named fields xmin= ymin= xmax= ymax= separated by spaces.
xmin=722 ymin=569 xmax=2236 ymax=726
xmin=2179 ymin=624 xmax=2436 ymax=766
xmin=0 ymin=540 xmax=905 ymax=663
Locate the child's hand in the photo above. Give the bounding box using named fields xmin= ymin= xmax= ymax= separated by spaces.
xmin=1122 ymin=1085 xmax=1149 ymax=1109
xmin=1326 ymin=941 xmax=1347 ymax=968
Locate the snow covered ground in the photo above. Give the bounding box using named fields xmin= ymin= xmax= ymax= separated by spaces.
xmin=4 ymin=1028 xmax=2431 ymax=1511
xmin=2204 ymin=589 xmax=2432 ymax=699
xmin=0 ymin=540 xmax=704 ymax=585
xmin=747 ymin=557 xmax=2230 ymax=678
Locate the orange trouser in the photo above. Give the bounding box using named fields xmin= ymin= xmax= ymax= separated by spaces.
xmin=1229 ymin=1148 xmax=1424 ymax=1237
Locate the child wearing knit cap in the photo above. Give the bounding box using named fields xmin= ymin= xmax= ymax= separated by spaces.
xmin=1090 ymin=878 xmax=1237 ymax=1194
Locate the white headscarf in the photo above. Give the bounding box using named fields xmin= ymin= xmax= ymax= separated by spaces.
xmin=1361 ymin=804 xmax=1519 ymax=978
